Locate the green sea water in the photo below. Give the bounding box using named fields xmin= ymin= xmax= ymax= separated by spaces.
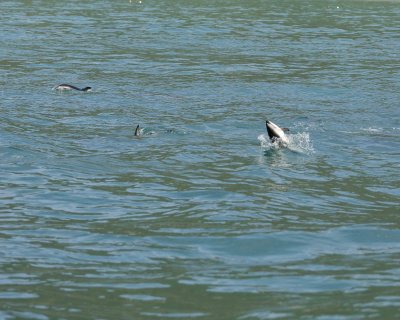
xmin=1 ymin=0 xmax=400 ymax=319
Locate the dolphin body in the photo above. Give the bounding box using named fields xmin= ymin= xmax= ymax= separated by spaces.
xmin=54 ymin=84 xmax=92 ymax=92
xmin=265 ymin=120 xmax=289 ymax=146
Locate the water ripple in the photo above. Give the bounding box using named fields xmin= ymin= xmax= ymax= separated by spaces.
xmin=1 ymin=0 xmax=400 ymax=319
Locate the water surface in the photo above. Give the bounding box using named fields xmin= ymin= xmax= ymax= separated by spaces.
xmin=1 ymin=0 xmax=400 ymax=319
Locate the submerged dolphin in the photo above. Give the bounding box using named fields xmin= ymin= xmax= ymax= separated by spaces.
xmin=266 ymin=120 xmax=289 ymax=146
xmin=54 ymin=84 xmax=92 ymax=92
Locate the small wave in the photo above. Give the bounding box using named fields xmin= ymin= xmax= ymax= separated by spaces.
xmin=340 ymin=127 xmax=400 ymax=138
xmin=361 ymin=127 xmax=383 ymax=134
xmin=258 ymin=132 xmax=314 ymax=155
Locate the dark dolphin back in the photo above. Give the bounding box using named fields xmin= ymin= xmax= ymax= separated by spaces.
xmin=266 ymin=120 xmax=274 ymax=140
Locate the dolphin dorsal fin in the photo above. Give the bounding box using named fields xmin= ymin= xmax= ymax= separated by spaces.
xmin=134 ymin=125 xmax=140 ymax=136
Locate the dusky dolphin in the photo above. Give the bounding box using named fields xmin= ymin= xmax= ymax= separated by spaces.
xmin=266 ymin=120 xmax=289 ymax=146
xmin=54 ymin=84 xmax=92 ymax=92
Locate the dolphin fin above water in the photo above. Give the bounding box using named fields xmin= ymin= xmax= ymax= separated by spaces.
xmin=266 ymin=120 xmax=289 ymax=146
xmin=134 ymin=124 xmax=141 ymax=136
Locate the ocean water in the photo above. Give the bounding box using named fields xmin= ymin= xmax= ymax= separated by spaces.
xmin=1 ymin=0 xmax=400 ymax=319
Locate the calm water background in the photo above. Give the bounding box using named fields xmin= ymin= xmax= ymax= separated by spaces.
xmin=1 ymin=0 xmax=400 ymax=319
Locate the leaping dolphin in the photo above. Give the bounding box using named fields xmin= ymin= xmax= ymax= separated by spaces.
xmin=266 ymin=120 xmax=289 ymax=146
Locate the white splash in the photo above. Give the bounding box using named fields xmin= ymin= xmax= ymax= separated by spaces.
xmin=258 ymin=132 xmax=314 ymax=155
